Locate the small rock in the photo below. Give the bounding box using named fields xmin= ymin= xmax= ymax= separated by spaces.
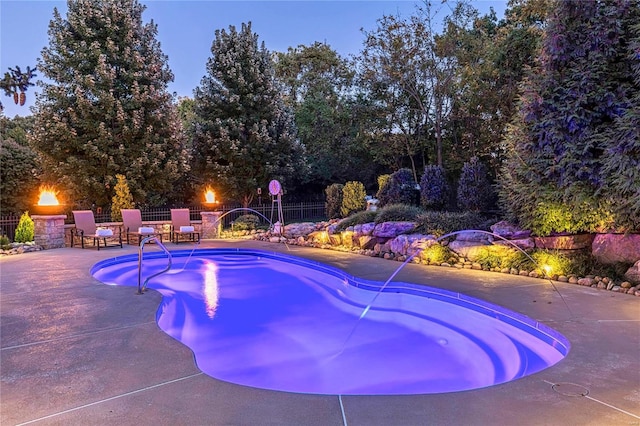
xmin=578 ymin=277 xmax=595 ymax=286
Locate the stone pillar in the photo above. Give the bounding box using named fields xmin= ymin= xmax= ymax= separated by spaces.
xmin=200 ymin=211 xmax=222 ymax=239
xmin=32 ymin=215 xmax=67 ymax=249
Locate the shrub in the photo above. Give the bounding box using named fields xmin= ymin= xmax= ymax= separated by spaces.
xmin=233 ymin=214 xmax=260 ymax=231
xmin=419 ymin=244 xmax=456 ymax=264
xmin=473 ymin=249 xmax=505 ymax=270
xmin=325 ymin=183 xmax=344 ymax=219
xmin=111 ymin=174 xmax=134 ymax=222
xmin=374 ymin=203 xmax=423 ymax=224
xmin=420 ymin=165 xmax=449 ymax=210
xmin=376 ymin=174 xmax=390 ymax=199
xmin=0 ymin=235 xmax=10 ymax=249
xmin=457 ymin=156 xmax=493 ymax=212
xmin=335 ymin=210 xmax=378 ymax=232
xmin=377 ymin=168 xmax=418 ymax=207
xmin=529 ymin=199 xmax=615 ymax=236
xmin=414 ymin=211 xmax=492 ymax=236
xmin=531 ymin=250 xmax=574 ymax=277
xmin=341 ymin=181 xmax=366 ymax=217
xmin=14 ymin=211 xmax=34 ymax=243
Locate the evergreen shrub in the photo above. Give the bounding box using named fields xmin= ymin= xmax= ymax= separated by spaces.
xmin=341 ymin=181 xmax=366 ymax=217
xmin=233 ymin=214 xmax=260 ymax=231
xmin=457 ymin=156 xmax=493 ymax=212
xmin=377 ymin=168 xmax=418 ymax=207
xmin=376 ymin=174 xmax=390 ymax=199
xmin=420 ymin=165 xmax=449 ymax=210
xmin=111 ymin=174 xmax=134 ymax=222
xmin=14 ymin=211 xmax=34 ymax=243
xmin=325 ymin=183 xmax=344 ymax=219
xmin=0 ymin=235 xmax=10 ymax=249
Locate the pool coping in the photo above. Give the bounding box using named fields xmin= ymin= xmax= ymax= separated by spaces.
xmin=1 ymin=239 xmax=639 ymax=425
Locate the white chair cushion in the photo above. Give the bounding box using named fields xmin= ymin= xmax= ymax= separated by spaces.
xmin=138 ymin=227 xmax=155 ymax=234
xmin=96 ymin=228 xmax=113 ymax=237
xmin=179 ymin=226 xmax=194 ymax=232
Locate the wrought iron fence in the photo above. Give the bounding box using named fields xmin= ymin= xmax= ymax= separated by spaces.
xmin=1 ymin=202 xmax=328 ymax=242
xmin=0 ymin=214 xmax=20 ymax=241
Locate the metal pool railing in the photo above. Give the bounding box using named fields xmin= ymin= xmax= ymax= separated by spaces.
xmin=137 ymin=235 xmax=172 ymax=295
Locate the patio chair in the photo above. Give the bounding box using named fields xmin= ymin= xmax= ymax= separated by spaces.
xmin=170 ymin=208 xmax=200 ymax=244
xmin=121 ymin=209 xmax=163 ymax=245
xmin=71 ymin=210 xmax=122 ymax=250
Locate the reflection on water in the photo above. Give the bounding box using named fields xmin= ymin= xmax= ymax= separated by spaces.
xmin=203 ymin=261 xmax=219 ymax=318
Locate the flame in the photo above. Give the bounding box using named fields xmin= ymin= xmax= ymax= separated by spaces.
xmin=37 ymin=187 xmax=60 ymax=206
xmin=204 ymin=187 xmax=216 ymax=204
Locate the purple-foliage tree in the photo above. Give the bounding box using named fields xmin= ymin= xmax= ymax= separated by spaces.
xmin=499 ymin=0 xmax=639 ymax=234
xmin=457 ymin=156 xmax=492 ymax=212
xmin=377 ymin=168 xmax=418 ymax=207
xmin=420 ymin=164 xmax=449 ymax=211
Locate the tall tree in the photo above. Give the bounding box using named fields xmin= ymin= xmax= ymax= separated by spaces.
xmin=598 ymin=19 xmax=640 ymax=230
xmin=357 ymin=1 xmax=459 ymax=181
xmin=31 ymin=0 xmax=188 ymax=208
xmin=499 ymin=0 xmax=640 ymax=234
xmin=274 ymin=43 xmax=377 ymax=192
xmin=192 ymin=22 xmax=305 ymax=207
xmin=0 ymin=115 xmax=41 ymax=214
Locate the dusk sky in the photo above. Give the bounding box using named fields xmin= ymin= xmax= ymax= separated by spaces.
xmin=1 ymin=0 xmax=507 ymax=118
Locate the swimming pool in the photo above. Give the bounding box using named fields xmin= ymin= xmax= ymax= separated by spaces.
xmin=91 ymin=249 xmax=569 ymax=395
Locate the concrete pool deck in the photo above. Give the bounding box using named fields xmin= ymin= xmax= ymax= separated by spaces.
xmin=1 ymin=239 xmax=639 ymax=426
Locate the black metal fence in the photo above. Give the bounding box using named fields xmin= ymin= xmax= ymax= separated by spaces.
xmin=1 ymin=202 xmax=327 ymax=241
xmin=0 ymin=214 xmax=20 ymax=241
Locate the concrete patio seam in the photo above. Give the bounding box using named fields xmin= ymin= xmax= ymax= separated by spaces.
xmin=15 ymin=372 xmax=205 ymax=426
xmin=1 ymin=321 xmax=157 ymax=350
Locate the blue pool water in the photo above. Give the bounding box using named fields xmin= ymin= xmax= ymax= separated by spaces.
xmin=91 ymin=249 xmax=569 ymax=395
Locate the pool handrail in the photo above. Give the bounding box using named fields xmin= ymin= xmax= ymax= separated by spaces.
xmin=137 ymin=235 xmax=172 ymax=294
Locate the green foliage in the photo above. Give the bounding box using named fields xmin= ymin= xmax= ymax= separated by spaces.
xmin=377 ymin=168 xmax=418 ymax=208
xmin=233 ymin=214 xmax=260 ymax=231
xmin=472 ymin=248 xmax=508 ymax=270
xmin=0 ymin=235 xmax=10 ymax=249
xmin=0 ymin=65 xmax=37 ymax=110
xmin=420 ymin=244 xmax=455 ymax=265
xmin=374 ymin=203 xmax=423 ymax=224
xmin=334 ymin=210 xmax=378 ymax=232
xmin=501 ymin=250 xmax=535 ymax=272
xmin=376 ymin=174 xmax=390 ymax=199
xmin=325 ymin=183 xmax=344 ymax=219
xmin=110 ymin=174 xmax=134 ymax=222
xmin=32 ymin=0 xmax=188 ymax=208
xmin=499 ymin=1 xmax=640 ymax=233
xmin=14 ymin=211 xmax=34 ymax=243
xmin=0 ymin=116 xmax=40 ymax=214
xmin=531 ymin=250 xmax=573 ymax=277
xmin=192 ymin=22 xmax=305 ymax=207
xmin=341 ymin=181 xmax=366 ymax=217
xmin=420 ymin=164 xmax=449 ymax=210
xmin=414 ymin=211 xmax=492 ymax=236
xmin=529 ymin=199 xmax=615 ymax=236
xmin=457 ymin=156 xmax=493 ymax=212
xmin=274 ymin=43 xmax=377 ymax=191
xmin=597 ymin=20 xmax=640 ymax=231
